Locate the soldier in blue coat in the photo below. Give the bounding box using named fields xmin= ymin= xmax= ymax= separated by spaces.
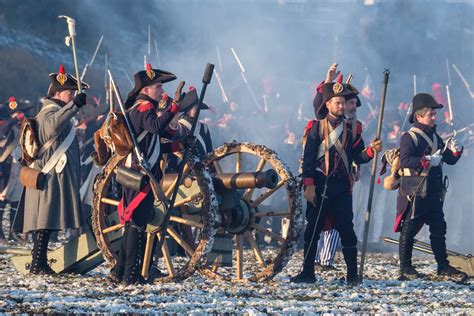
xmin=395 ymin=93 xmax=466 ymax=281
xmin=291 ymin=82 xmax=382 ymax=284
xmin=109 ymin=64 xmax=183 ymax=285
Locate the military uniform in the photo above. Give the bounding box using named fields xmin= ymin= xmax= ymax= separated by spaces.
xmin=110 ymin=64 xmax=181 ymax=285
xmin=395 ymin=93 xmax=466 ymax=280
xmin=13 ymin=65 xmax=89 ymax=274
xmin=292 ymin=82 xmax=376 ymax=284
xmin=0 ymin=107 xmax=22 ymax=240
xmin=310 ymin=79 xmax=364 ymax=270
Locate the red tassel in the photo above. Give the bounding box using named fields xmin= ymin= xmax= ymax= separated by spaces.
xmin=9 ymin=96 xmax=15 ymax=102
xmin=146 ymin=63 xmax=152 ymax=71
xmin=336 ymin=74 xmax=343 ymax=83
xmin=377 ymin=177 xmax=381 ymax=185
xmin=59 ymin=65 xmax=65 ymax=74
xmin=189 ymin=85 xmax=196 ymax=91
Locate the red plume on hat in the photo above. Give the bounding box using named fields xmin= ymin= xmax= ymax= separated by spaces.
xmin=336 ymin=74 xmax=343 ymax=83
xmin=8 ymin=96 xmax=17 ymax=110
xmin=146 ymin=63 xmax=155 ymax=80
xmin=57 ymin=64 xmax=67 ymax=85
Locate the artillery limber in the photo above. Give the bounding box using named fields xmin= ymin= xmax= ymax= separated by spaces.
xmin=92 ymin=142 xmax=303 ymax=282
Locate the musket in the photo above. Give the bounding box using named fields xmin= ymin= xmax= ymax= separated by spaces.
xmin=58 ymin=15 xmax=82 ymax=93
xmin=214 ymin=70 xmax=229 ymax=103
xmin=150 ymin=63 xmax=215 ymax=281
xmin=442 ymin=123 xmax=474 ymax=140
xmin=230 ymin=47 xmax=261 ymax=110
xmin=104 ymin=53 xmax=109 ymax=107
xmin=109 ymin=76 xmax=114 ymax=112
xmin=413 ymin=74 xmax=417 ymax=96
xmin=383 ymin=237 xmax=461 ymax=257
xmin=108 ymin=70 xmax=169 ymax=215
xmin=401 ymin=103 xmax=412 ymax=132
xmin=384 ymin=237 xmax=474 ymax=277
xmin=263 ymin=94 xmax=268 ymax=112
xmin=446 ymin=58 xmax=452 ymax=86
xmin=216 ymin=46 xmax=223 ymax=74
xmin=346 ymin=74 xmax=353 ymax=84
xmin=148 ymin=25 xmax=151 ymax=57
xmin=80 ymin=35 xmax=103 ymax=81
xmin=452 ymin=64 xmax=474 ymax=98
xmin=359 ymin=69 xmax=390 ymax=282
xmin=446 ymin=84 xmax=454 ymax=126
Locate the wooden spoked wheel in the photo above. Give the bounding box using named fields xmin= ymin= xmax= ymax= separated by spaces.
xmin=91 ymin=153 xmax=218 ymax=282
xmin=201 ymin=142 xmax=303 ymax=282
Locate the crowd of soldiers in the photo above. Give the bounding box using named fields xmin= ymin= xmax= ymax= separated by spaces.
xmin=0 ymin=58 xmax=471 ymax=285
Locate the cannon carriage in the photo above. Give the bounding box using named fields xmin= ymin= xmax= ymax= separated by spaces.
xmin=92 ymin=141 xmax=303 ymax=282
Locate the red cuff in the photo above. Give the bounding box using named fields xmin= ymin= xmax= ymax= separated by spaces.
xmin=452 ymin=150 xmax=462 ymax=157
xmin=170 ymin=101 xmax=179 ymax=114
xmin=304 ymin=178 xmax=315 ymax=186
xmin=420 ymin=157 xmax=430 ymax=169
xmin=171 ymin=141 xmax=182 ymax=152
xmin=316 ymin=81 xmax=324 ymax=94
xmin=366 ymin=146 xmax=374 ymax=158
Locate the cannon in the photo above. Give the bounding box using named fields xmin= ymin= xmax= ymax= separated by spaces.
xmin=92 ymin=142 xmax=303 ymax=282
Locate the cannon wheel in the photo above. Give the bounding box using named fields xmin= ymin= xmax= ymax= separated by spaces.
xmin=200 ymin=142 xmax=303 ymax=282
xmin=91 ymin=153 xmax=218 ymax=282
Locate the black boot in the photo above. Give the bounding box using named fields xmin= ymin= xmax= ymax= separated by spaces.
xmin=437 ymin=264 xmax=468 ymax=282
xmin=109 ymin=226 xmax=130 ymax=284
xmin=8 ymin=204 xmax=16 ymax=241
xmin=399 ymin=265 xmax=422 ymax=280
xmin=291 ymin=242 xmax=316 ymax=283
xmin=398 ymin=221 xmax=420 ymax=280
xmin=342 ymin=246 xmax=359 ymax=285
xmin=121 ymin=226 xmax=146 ymax=286
xmin=30 ymin=230 xmax=55 ymax=275
xmin=430 ymin=234 xmax=449 ymax=269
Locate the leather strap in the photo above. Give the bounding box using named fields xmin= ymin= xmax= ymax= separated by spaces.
xmin=409 ymin=127 xmax=438 ymax=155
xmin=118 ymin=183 xmax=151 ymax=224
xmin=40 ymin=126 xmax=76 ymax=174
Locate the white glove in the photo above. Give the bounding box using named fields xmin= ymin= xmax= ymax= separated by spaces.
xmin=448 ymin=138 xmax=463 ymax=153
xmin=425 ymin=150 xmax=442 ymax=167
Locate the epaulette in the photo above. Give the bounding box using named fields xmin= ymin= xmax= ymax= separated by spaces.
xmin=136 ymin=101 xmax=155 ymax=113
xmin=301 ymin=119 xmax=317 ymax=145
xmin=303 ymin=119 xmax=316 ymax=136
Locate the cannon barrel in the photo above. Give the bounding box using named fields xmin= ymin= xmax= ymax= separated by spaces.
xmin=160 ymin=169 xmax=278 ymax=192
xmin=213 ymin=169 xmax=278 ymax=190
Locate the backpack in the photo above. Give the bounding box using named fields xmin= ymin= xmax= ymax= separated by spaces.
xmin=93 ymin=112 xmax=133 ymax=164
xmin=19 ymin=118 xmax=40 ymax=164
xmin=380 ymin=129 xmax=428 ymax=190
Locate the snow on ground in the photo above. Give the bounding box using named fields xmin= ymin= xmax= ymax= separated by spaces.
xmin=0 ymin=241 xmax=472 ymax=314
